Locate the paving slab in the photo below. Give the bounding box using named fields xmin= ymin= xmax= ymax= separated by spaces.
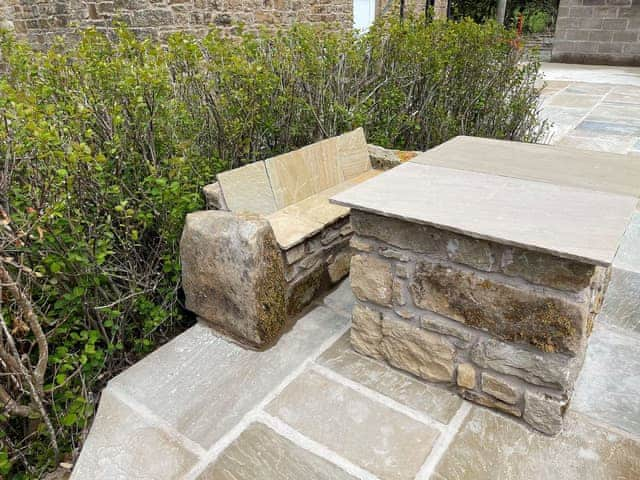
xmin=541 ymin=62 xmax=640 ymax=87
xmin=572 ymin=323 xmax=640 ymax=437
xmin=613 ymin=211 xmax=640 ymax=271
xmin=331 ymin=161 xmax=637 ymax=265
xmin=110 ymin=306 xmax=348 ymax=449
xmin=607 ymin=85 xmax=640 ymax=104
xmin=433 ymin=407 xmax=640 ymax=480
xmin=197 ymin=422 xmax=357 ymax=480
xmin=217 ymin=161 xmax=278 ymax=215
xmin=322 ymin=278 xmax=356 ymax=317
xmin=562 ymin=83 xmax=614 ymax=96
xmin=599 ymin=268 xmax=640 ymax=333
xmin=574 ymin=120 xmax=640 ymax=137
xmin=318 ymin=333 xmax=462 ymax=424
xmin=539 ymin=106 xmax=589 ymax=140
xmin=556 ymin=134 xmax=637 ymax=154
xmin=71 ymin=390 xmax=198 ymax=480
xmin=411 ymin=136 xmax=640 ymax=197
xmin=546 ymin=93 xmax=602 ymax=109
xmin=588 ymin=103 xmax=640 ymax=128
xmin=266 ymin=368 xmax=440 ymax=480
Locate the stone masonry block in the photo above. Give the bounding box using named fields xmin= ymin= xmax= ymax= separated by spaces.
xmin=327 ymin=249 xmax=351 ymax=283
xmin=350 ymin=303 xmax=383 ymax=359
xmin=350 ymin=235 xmax=374 ymax=252
xmin=392 ymin=277 xmax=407 ymax=306
xmin=181 ymin=210 xmax=286 ymax=347
xmin=350 ymin=254 xmax=393 ymax=306
xmin=481 ymin=372 xmax=520 ymax=405
xmin=419 ymin=311 xmax=473 ymax=343
xmin=352 ymin=211 xmax=597 ymax=293
xmin=460 ymin=390 xmax=522 ymax=418
xmin=410 ymin=261 xmax=592 ymax=355
xmin=523 ymin=390 xmax=566 ymax=435
xmin=456 ymin=363 xmax=476 ymax=389
xmin=380 ymin=315 xmax=456 ymax=383
xmin=470 ymin=338 xmax=579 ymax=391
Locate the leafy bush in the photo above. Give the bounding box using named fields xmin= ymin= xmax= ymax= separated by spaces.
xmin=527 ymin=10 xmax=552 ymax=33
xmin=0 ymin=17 xmax=546 ymax=477
xmin=512 ymin=5 xmax=554 ymax=34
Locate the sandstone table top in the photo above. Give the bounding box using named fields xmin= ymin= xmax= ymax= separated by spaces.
xmin=331 ymin=162 xmax=638 ymax=266
xmin=414 ymin=136 xmax=640 ymax=197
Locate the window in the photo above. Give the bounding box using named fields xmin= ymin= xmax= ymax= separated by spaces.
xmin=353 ymin=0 xmax=376 ymax=32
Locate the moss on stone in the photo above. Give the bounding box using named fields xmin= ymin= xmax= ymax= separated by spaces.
xmin=286 ymin=262 xmax=329 ymax=317
xmin=411 ymin=263 xmax=584 ymax=354
xmin=255 ymin=234 xmax=286 ymax=343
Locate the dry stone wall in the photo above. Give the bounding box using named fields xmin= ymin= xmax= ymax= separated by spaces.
xmin=348 ymin=210 xmax=609 ymax=435
xmin=1 ymin=0 xmax=353 ymax=48
xmin=284 ymin=217 xmax=353 ymax=316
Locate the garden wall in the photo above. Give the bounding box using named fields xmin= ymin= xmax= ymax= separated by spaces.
xmin=552 ymin=0 xmax=640 ymax=66
xmin=378 ymin=0 xmax=448 ymax=19
xmin=1 ymin=0 xmax=353 ymax=48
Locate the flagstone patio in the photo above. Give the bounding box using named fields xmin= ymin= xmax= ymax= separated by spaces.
xmin=70 ymin=63 xmax=640 ymax=480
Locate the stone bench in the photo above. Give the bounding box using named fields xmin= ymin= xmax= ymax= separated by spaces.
xmin=180 ymin=129 xmax=418 ymax=347
xmin=331 ymin=136 xmax=639 ymax=435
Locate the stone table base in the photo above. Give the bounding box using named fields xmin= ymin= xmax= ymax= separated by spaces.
xmin=347 ymin=211 xmax=609 ymax=435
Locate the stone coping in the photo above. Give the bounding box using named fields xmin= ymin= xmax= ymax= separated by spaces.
xmin=414 ymin=136 xmax=640 ymax=198
xmin=331 ymin=162 xmax=637 ymax=266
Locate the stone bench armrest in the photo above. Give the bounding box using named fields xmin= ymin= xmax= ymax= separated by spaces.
xmin=180 ymin=210 xmax=286 ymax=347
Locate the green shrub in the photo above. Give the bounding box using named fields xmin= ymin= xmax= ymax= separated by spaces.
xmin=510 ymin=1 xmax=558 ymax=33
xmin=526 ymin=10 xmax=552 ymax=33
xmin=0 ymin=17 xmax=546 ymax=477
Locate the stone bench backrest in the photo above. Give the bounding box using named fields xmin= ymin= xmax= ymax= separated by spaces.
xmin=217 ymin=128 xmax=371 ymax=216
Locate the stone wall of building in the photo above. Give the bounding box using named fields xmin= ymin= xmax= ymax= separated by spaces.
xmin=377 ymin=0 xmax=448 ymax=19
xmin=552 ymin=0 xmax=640 ymax=66
xmin=1 ymin=0 xmax=353 ymax=48
xmin=348 ymin=210 xmax=609 ymax=435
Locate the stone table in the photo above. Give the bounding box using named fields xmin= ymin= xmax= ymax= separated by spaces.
xmin=331 ymin=139 xmax=638 ymax=435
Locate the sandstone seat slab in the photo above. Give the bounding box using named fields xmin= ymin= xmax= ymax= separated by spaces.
xmin=414 ymin=136 xmax=640 ymax=197
xmin=332 ymin=161 xmax=637 ymax=265
xmin=267 ymin=169 xmax=384 ymax=249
